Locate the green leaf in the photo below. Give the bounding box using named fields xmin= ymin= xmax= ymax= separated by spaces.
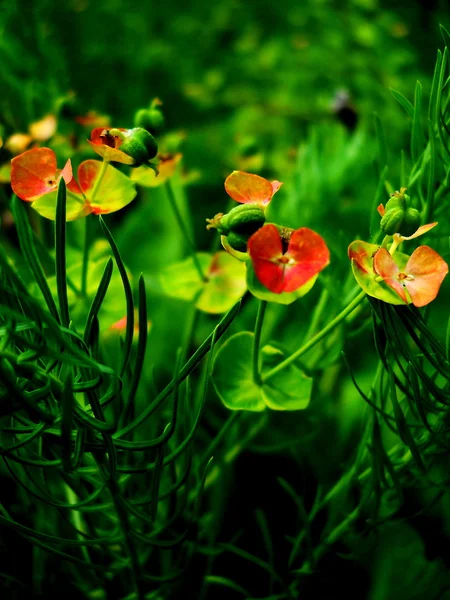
xmin=390 ymin=88 xmax=414 ymax=120
xmin=212 ymin=332 xmax=312 ymax=411
xmin=151 ymin=251 xmax=247 ymax=314
xmin=87 ymin=162 xmax=136 ymax=214
xmin=246 ymin=260 xmax=317 ymax=305
xmin=411 ymin=81 xmax=425 ymax=163
xmin=31 ymin=190 xmax=88 ymax=221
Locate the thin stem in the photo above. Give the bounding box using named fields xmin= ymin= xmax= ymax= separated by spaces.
xmin=253 ymin=300 xmax=267 ymax=385
xmin=81 ymin=160 xmax=109 ymax=296
xmin=165 ymin=180 xmax=207 ymax=282
xmin=262 ymin=290 xmax=367 ymax=383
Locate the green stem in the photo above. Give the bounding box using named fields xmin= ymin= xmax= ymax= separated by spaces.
xmin=81 ymin=160 xmax=109 ymax=296
xmin=253 ymin=300 xmax=267 ymax=385
xmin=165 ymin=180 xmax=207 ymax=282
xmin=261 ymin=291 xmax=367 ymax=383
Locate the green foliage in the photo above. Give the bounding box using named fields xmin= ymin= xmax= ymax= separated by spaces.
xmin=2 ymin=4 xmax=450 ymax=600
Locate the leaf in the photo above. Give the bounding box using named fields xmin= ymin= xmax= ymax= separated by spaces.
xmin=131 ymin=153 xmax=182 ymax=187
xmin=390 ymin=89 xmax=414 ymax=120
xmin=78 ymin=160 xmax=137 ymax=214
xmin=212 ymin=332 xmax=312 ymax=411
xmin=411 ymin=81 xmax=425 ymax=163
xmin=151 ymin=251 xmax=247 ymax=314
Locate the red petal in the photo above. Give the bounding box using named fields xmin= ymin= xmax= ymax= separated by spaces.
xmin=225 ymin=171 xmax=275 ymax=206
xmin=373 ymin=248 xmax=408 ymax=303
xmin=90 ymin=127 xmax=127 ymax=146
xmin=377 ymin=203 xmax=385 ymax=217
xmin=282 ymin=228 xmax=330 ymax=292
xmin=404 ymin=245 xmax=449 ymax=307
xmin=11 ymin=148 xmax=57 ymax=201
xmin=248 ymin=224 xmax=285 ymax=293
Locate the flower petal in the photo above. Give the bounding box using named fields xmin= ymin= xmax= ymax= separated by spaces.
xmin=88 ymin=128 xmax=135 ymax=165
xmin=373 ymin=248 xmax=408 ymax=303
xmin=248 ymin=224 xmax=285 ymax=293
xmin=348 ymin=240 xmax=379 ymax=274
xmin=225 ymin=171 xmax=275 ymax=206
xmin=271 ymin=180 xmax=283 ymax=196
xmin=403 ymin=245 xmax=449 ymax=307
xmin=394 ymin=222 xmax=438 ymax=242
xmin=377 ymin=203 xmax=386 ymax=217
xmin=11 ymin=148 xmax=58 ymax=201
xmin=283 ymin=228 xmax=330 ymax=292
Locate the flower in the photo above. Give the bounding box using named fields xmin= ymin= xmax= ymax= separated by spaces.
xmin=88 ymin=127 xmax=158 ymax=166
xmin=11 ymin=147 xmax=77 ymax=202
xmin=248 ymin=224 xmax=330 ymax=294
xmin=225 ymin=171 xmax=282 ymax=207
xmin=87 ymin=128 xmax=136 ymax=164
xmin=11 ymin=148 xmax=136 ymax=221
xmin=373 ymin=246 xmax=448 ymax=307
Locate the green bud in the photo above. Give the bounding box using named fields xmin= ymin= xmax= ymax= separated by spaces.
xmin=399 ymin=207 xmax=420 ymax=237
xmin=380 ymin=207 xmax=405 ymax=235
xmin=219 ymin=203 xmax=266 ymax=236
xmin=225 ymin=231 xmax=250 ymax=252
xmin=134 ymin=108 xmax=165 ymax=135
xmin=384 ymin=187 xmax=409 ymax=213
xmin=120 ymin=128 xmax=158 ymax=166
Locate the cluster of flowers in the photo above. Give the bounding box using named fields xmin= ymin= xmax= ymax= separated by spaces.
xmin=207 ymin=173 xmax=448 ymax=307
xmin=9 ymin=122 xmax=448 ymax=308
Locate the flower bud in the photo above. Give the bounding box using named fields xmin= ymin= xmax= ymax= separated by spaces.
xmin=399 ymin=207 xmax=421 ymax=237
xmin=134 ymin=108 xmax=165 ymax=135
xmin=219 ymin=203 xmax=266 ymax=236
xmin=380 ymin=207 xmax=405 ymax=236
xmin=225 ymin=231 xmax=250 ymax=252
xmin=119 ymin=128 xmax=158 ymax=166
xmin=385 ymin=187 xmax=408 ymax=212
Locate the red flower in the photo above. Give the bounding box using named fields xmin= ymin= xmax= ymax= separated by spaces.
xmin=248 ymin=224 xmax=330 ymax=294
xmin=225 ymin=171 xmax=282 ymax=207
xmin=11 ymin=147 xmax=79 ymax=202
xmin=373 ymin=246 xmax=448 ymax=307
xmin=87 ymin=127 xmax=135 ymax=165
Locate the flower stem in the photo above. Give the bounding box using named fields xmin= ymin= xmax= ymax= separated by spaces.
xmin=81 ymin=160 xmax=109 ymax=296
xmin=253 ymin=300 xmax=267 ymax=385
xmin=165 ymin=180 xmax=207 ymax=282
xmin=261 ymin=290 xmax=367 ymax=383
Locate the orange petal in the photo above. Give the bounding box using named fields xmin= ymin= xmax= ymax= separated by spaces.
xmin=377 ymin=203 xmax=385 ymax=217
xmin=11 ymin=148 xmax=58 ymax=201
xmin=271 ymin=180 xmax=283 ymax=196
xmin=59 ymin=159 xmax=73 ymax=186
xmin=373 ymin=248 xmax=408 ymax=303
xmin=394 ymin=222 xmax=438 ymax=242
xmin=404 ymin=245 xmax=449 ymax=307
xmin=225 ymin=171 xmax=276 ymax=206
